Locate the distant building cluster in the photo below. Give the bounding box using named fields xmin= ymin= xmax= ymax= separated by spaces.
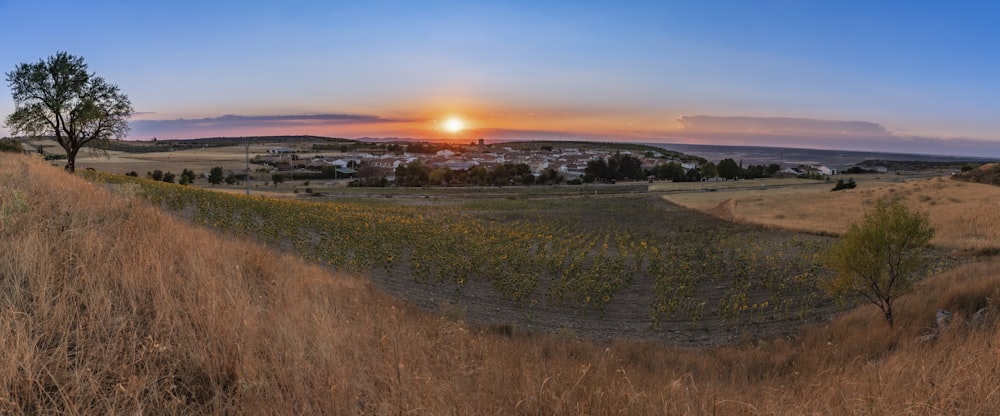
xmin=251 ymin=140 xmax=853 ymax=186
xmin=255 ymin=142 xmax=700 ymax=183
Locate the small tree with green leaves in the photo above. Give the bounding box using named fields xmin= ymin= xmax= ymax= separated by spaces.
xmin=700 ymin=161 xmax=717 ymax=179
xmin=823 ymin=198 xmax=935 ymax=328
xmin=208 ymin=166 xmax=225 ymax=185
xmin=180 ymin=168 xmax=196 ymax=185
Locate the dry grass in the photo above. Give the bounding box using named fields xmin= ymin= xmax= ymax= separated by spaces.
xmin=666 ymin=175 xmax=1000 ymax=252
xmin=3 ymin=153 xmax=1000 ymax=414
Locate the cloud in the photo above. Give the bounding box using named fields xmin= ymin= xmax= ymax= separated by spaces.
xmin=470 ymin=128 xmax=601 ymax=142
xmin=676 ymin=115 xmax=890 ymax=136
xmin=129 ymin=113 xmax=418 ymax=139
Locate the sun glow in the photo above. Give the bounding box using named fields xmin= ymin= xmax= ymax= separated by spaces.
xmin=443 ymin=117 xmax=465 ymax=133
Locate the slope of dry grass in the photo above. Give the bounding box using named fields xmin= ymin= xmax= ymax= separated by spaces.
xmin=666 ymin=175 xmax=1000 ymax=253
xmin=3 ymin=154 xmax=1000 ymax=414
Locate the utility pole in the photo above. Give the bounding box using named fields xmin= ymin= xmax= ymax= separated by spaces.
xmin=245 ymin=142 xmax=251 ymax=196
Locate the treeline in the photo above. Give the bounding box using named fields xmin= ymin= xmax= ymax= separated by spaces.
xmin=388 ymin=154 xmax=786 ymax=188
xmin=583 ymin=153 xmax=782 ymax=183
xmin=393 ymin=161 xmax=563 ymax=187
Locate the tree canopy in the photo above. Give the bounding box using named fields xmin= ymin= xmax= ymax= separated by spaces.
xmin=5 ymin=52 xmax=133 ymax=172
xmin=585 ymin=152 xmax=644 ymax=181
xmin=717 ymin=158 xmax=740 ymax=180
xmin=823 ymin=198 xmax=935 ymax=328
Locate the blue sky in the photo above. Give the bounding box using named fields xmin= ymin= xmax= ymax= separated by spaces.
xmin=2 ymin=1 xmax=1000 ymax=157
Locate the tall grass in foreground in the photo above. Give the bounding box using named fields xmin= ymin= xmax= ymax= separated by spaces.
xmin=2 ymin=154 xmax=1000 ymax=414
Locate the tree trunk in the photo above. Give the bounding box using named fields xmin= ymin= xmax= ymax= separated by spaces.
xmin=66 ymin=147 xmax=79 ymax=173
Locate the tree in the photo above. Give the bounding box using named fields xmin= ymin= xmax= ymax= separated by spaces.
xmin=428 ymin=167 xmax=453 ymax=185
xmin=585 ymin=158 xmax=610 ymax=180
xmin=467 ymin=165 xmax=489 ymax=186
xmin=394 ymin=160 xmax=429 ymax=187
xmin=585 ymin=153 xmax=644 ymax=181
xmin=700 ymin=161 xmax=717 ymax=179
xmin=208 ymin=166 xmax=225 ymax=185
xmin=180 ymin=168 xmax=196 ymax=185
xmin=162 ymin=171 xmax=175 ymax=183
xmin=608 ymin=152 xmax=644 ymax=180
xmin=823 ymin=198 xmax=935 ymax=328
xmin=537 ymin=168 xmax=563 ymax=185
xmin=654 ymin=162 xmax=685 ymax=181
xmin=271 ymin=173 xmax=285 ymax=187
xmin=5 ymin=52 xmax=133 ymax=172
xmin=717 ymin=158 xmax=740 ymax=180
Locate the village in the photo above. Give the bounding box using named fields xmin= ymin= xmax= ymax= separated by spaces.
xmin=251 ymin=138 xmax=846 ymax=186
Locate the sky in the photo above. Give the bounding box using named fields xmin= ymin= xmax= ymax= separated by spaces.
xmin=2 ymin=0 xmax=1000 ymax=157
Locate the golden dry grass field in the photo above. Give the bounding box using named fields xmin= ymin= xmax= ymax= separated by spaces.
xmin=4 ymin=153 xmax=1000 ymax=413
xmin=659 ymin=175 xmax=1000 ymax=253
xmin=26 ymin=138 xmax=324 ymax=176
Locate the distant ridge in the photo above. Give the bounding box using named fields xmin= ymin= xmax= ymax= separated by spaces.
xmin=648 ymin=143 xmax=998 ymax=169
xmin=132 ymin=135 xmax=356 ymax=145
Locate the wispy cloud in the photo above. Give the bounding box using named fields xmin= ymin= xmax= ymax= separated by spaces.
xmin=664 ymin=115 xmax=1000 ymax=158
xmin=129 ymin=113 xmax=417 ymax=139
xmin=675 ymin=115 xmax=890 ymax=136
xmin=470 ymin=128 xmax=601 ymax=142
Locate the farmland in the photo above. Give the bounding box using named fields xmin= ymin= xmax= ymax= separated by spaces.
xmin=5 ymin=153 xmax=1000 ymax=413
xmin=64 ymin=140 xmax=972 ymax=344
xmin=86 ymin=170 xmax=870 ymax=344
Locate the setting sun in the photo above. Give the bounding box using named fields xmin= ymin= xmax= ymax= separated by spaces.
xmin=443 ymin=117 xmax=465 ymax=133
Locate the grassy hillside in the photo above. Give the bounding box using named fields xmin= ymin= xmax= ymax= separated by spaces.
xmin=2 ymin=153 xmax=1000 ymax=414
xmin=954 ymin=163 xmax=1000 ymax=186
xmin=663 ymin=175 xmax=1000 ymax=254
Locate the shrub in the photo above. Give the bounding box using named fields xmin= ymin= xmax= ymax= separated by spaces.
xmin=831 ymin=178 xmax=857 ymax=191
xmin=0 ymin=137 xmax=24 ymax=153
xmin=824 ymin=198 xmax=935 ymax=327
